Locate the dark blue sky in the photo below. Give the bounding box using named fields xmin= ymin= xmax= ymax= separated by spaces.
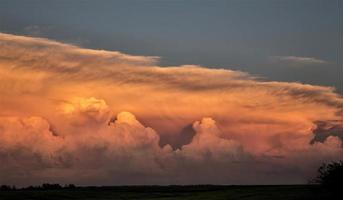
xmin=1 ymin=0 xmax=342 ymax=93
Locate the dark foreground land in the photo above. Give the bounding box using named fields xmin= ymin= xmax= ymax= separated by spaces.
xmin=0 ymin=185 xmax=338 ymax=200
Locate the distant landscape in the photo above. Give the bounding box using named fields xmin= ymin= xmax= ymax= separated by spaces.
xmin=0 ymin=185 xmax=337 ymax=200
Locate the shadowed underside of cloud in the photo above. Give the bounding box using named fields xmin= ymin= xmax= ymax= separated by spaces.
xmin=0 ymin=33 xmax=343 ymax=186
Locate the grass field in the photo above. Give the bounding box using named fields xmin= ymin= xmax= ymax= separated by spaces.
xmin=0 ymin=185 xmax=337 ymax=200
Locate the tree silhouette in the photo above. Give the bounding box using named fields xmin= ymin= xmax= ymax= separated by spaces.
xmin=41 ymin=183 xmax=62 ymax=190
xmin=0 ymin=185 xmax=16 ymax=191
xmin=315 ymin=160 xmax=343 ymax=191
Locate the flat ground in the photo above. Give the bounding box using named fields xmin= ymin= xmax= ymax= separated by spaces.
xmin=0 ymin=185 xmax=337 ymax=200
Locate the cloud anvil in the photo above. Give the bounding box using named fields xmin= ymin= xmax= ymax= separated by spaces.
xmin=0 ymin=33 xmax=342 ymax=186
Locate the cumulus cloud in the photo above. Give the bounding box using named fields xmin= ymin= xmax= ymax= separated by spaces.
xmin=1 ymin=33 xmax=343 ymax=185
xmin=178 ymin=118 xmax=245 ymax=161
xmin=60 ymin=97 xmax=111 ymax=125
xmin=270 ymin=56 xmax=329 ymax=66
xmin=0 ymin=116 xmax=67 ymax=185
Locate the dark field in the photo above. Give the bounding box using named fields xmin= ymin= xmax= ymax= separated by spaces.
xmin=0 ymin=185 xmax=338 ymax=200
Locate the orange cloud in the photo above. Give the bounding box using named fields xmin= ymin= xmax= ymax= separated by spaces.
xmin=177 ymin=118 xmax=245 ymax=161
xmin=0 ymin=33 xmax=343 ymax=185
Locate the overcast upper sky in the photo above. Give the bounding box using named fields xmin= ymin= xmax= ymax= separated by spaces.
xmin=1 ymin=0 xmax=342 ymax=93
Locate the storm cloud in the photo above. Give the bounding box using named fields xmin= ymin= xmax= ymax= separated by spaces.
xmin=1 ymin=33 xmax=343 ymax=186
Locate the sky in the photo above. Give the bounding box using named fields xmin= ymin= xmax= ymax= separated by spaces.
xmin=0 ymin=0 xmax=343 ymax=186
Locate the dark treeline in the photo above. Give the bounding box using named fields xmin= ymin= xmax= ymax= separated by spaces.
xmin=0 ymin=184 xmax=76 ymax=191
xmin=0 ymin=184 xmax=330 ymax=192
xmin=0 ymin=184 xmax=282 ymax=192
xmin=0 ymin=184 xmax=236 ymax=191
